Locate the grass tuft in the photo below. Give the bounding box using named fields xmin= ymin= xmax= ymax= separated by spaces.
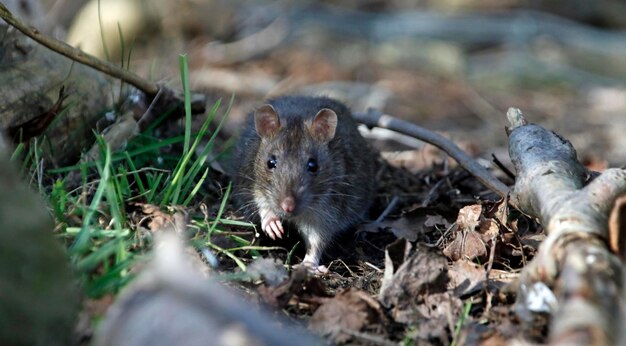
xmin=15 ymin=57 xmax=252 ymax=298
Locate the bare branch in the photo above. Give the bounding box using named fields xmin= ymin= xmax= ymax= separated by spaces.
xmin=353 ymin=108 xmax=510 ymax=199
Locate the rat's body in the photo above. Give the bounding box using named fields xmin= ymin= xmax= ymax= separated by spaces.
xmin=232 ymin=96 xmax=376 ymax=271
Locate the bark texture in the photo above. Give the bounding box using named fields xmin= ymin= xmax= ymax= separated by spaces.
xmin=507 ymin=108 xmax=626 ymax=345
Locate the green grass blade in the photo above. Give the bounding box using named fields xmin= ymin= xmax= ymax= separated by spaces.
xmin=178 ymin=100 xmax=224 ymax=200
xmin=451 ymin=300 xmax=472 ymax=346
xmin=207 ymin=242 xmax=246 ymax=271
xmin=71 ymin=142 xmax=112 ymax=254
xmin=179 ymin=54 xmax=192 ymax=155
xmin=146 ymin=172 xmax=164 ymax=203
xmin=208 ymin=183 xmax=232 ymax=236
xmin=85 ymin=256 xmax=138 ymax=297
xmin=124 ymin=152 xmax=146 ymax=195
xmin=162 ymin=100 xmax=222 ymax=205
xmin=47 ymin=135 xmax=185 ymax=174
xmin=76 ymin=237 xmax=124 ymax=272
xmin=10 ymin=142 xmax=25 ymax=162
xmin=182 ymin=167 xmax=209 ymax=206
xmin=105 ymin=167 xmax=125 ymax=230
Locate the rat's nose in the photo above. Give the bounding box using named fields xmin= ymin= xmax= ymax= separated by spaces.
xmin=281 ymin=196 xmax=296 ymax=213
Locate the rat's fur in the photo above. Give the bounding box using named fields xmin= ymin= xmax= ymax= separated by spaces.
xmin=232 ymin=96 xmax=376 ymax=268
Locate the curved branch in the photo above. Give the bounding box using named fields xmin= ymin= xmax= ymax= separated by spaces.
xmin=353 ymin=108 xmax=510 ymax=199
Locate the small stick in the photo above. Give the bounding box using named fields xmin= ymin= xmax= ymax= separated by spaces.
xmin=375 ymin=196 xmax=399 ymax=223
xmin=353 ymin=108 xmax=511 ymax=200
xmin=491 ymin=153 xmax=516 ymax=180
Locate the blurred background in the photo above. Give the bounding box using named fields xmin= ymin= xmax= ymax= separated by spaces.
xmin=19 ymin=0 xmax=626 ymax=165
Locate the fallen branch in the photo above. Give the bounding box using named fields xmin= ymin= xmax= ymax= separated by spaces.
xmin=506 ymin=107 xmax=626 ymax=345
xmin=95 ymin=232 xmax=321 ymax=346
xmin=353 ymin=108 xmax=510 ymax=200
xmin=202 ymin=17 xmax=289 ymax=65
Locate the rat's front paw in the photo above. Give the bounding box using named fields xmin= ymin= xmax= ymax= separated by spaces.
xmin=296 ymin=254 xmax=328 ymax=275
xmin=260 ymin=209 xmax=283 ymax=240
xmin=294 ymin=261 xmax=329 ymax=275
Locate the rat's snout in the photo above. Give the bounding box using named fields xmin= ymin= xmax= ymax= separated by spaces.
xmin=280 ymin=196 xmax=296 ymax=214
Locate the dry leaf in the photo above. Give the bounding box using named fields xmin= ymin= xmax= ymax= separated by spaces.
xmin=379 ymin=243 xmax=449 ymax=323
xmin=457 ymin=204 xmax=482 ymax=231
xmin=258 ymin=267 xmax=329 ymax=309
xmin=424 ymin=214 xmax=451 ymax=228
xmin=414 ymin=292 xmax=462 ymax=340
xmin=478 ymin=218 xmax=500 ymax=241
xmin=389 ymin=207 xmax=449 ymax=241
xmin=443 ymin=229 xmax=487 ymax=261
xmin=132 ymin=203 xmax=185 ymax=233
xmin=379 ymin=239 xmax=412 ymax=297
xmin=448 ymin=259 xmax=486 ymax=296
xmin=309 ymin=288 xmax=384 ymax=343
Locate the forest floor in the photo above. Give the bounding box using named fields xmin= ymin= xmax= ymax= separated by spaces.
xmin=6 ymin=1 xmax=626 ymax=345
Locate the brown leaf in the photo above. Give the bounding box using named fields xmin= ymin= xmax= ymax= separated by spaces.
xmin=258 ymin=267 xmax=329 ymax=310
xmin=309 ymin=288 xmax=384 ymax=343
xmin=389 ymin=217 xmax=421 ymax=241
xmin=381 ymin=146 xmax=448 ymax=174
xmin=381 ymin=238 xmax=412 ymax=283
xmin=484 ymin=197 xmax=509 ymax=225
xmin=478 ymin=218 xmax=500 ymax=241
xmin=385 ymin=207 xmax=449 ymax=241
xmin=443 ymin=229 xmax=487 ymax=261
xmin=379 ymin=243 xmax=449 ymax=323
xmin=361 ymin=207 xmax=450 ymax=241
xmin=132 ymin=203 xmax=187 ymax=233
xmin=443 ymin=204 xmax=501 ymax=261
xmin=412 ymin=292 xmax=462 ymax=341
xmin=424 ymin=214 xmax=451 ymax=228
xmin=448 ymin=259 xmax=486 ymax=296
xmin=457 ymin=204 xmax=482 ymax=231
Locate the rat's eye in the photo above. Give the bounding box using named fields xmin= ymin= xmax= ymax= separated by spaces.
xmin=307 ymin=158 xmax=318 ymax=173
xmin=267 ymin=155 xmax=278 ymax=170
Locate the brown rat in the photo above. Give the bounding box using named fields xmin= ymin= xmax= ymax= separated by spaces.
xmin=232 ymin=96 xmax=377 ymax=271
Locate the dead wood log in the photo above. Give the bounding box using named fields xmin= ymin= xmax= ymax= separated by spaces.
xmin=0 ymin=3 xmax=206 ymax=166
xmin=506 ymin=108 xmax=626 ymax=345
xmin=0 ymin=23 xmax=114 ymax=166
xmin=94 ymin=232 xmax=321 ymax=346
xmin=0 ymin=135 xmax=80 ymax=345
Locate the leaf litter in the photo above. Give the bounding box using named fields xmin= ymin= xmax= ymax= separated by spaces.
xmin=206 ymin=160 xmax=547 ymax=345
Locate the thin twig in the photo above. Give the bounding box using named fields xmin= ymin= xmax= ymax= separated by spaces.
xmin=491 ymin=153 xmax=515 ymax=180
xmin=353 ymin=108 xmax=511 ymax=201
xmin=375 ymin=196 xmax=399 ymax=223
xmin=422 ymin=176 xmax=448 ymax=207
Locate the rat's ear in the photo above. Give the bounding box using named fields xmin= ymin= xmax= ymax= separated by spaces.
xmin=310 ymin=108 xmax=337 ymax=142
xmin=254 ymin=104 xmax=281 ymax=138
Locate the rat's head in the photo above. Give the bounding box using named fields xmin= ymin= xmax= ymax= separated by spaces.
xmin=252 ymin=103 xmax=340 ymax=220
